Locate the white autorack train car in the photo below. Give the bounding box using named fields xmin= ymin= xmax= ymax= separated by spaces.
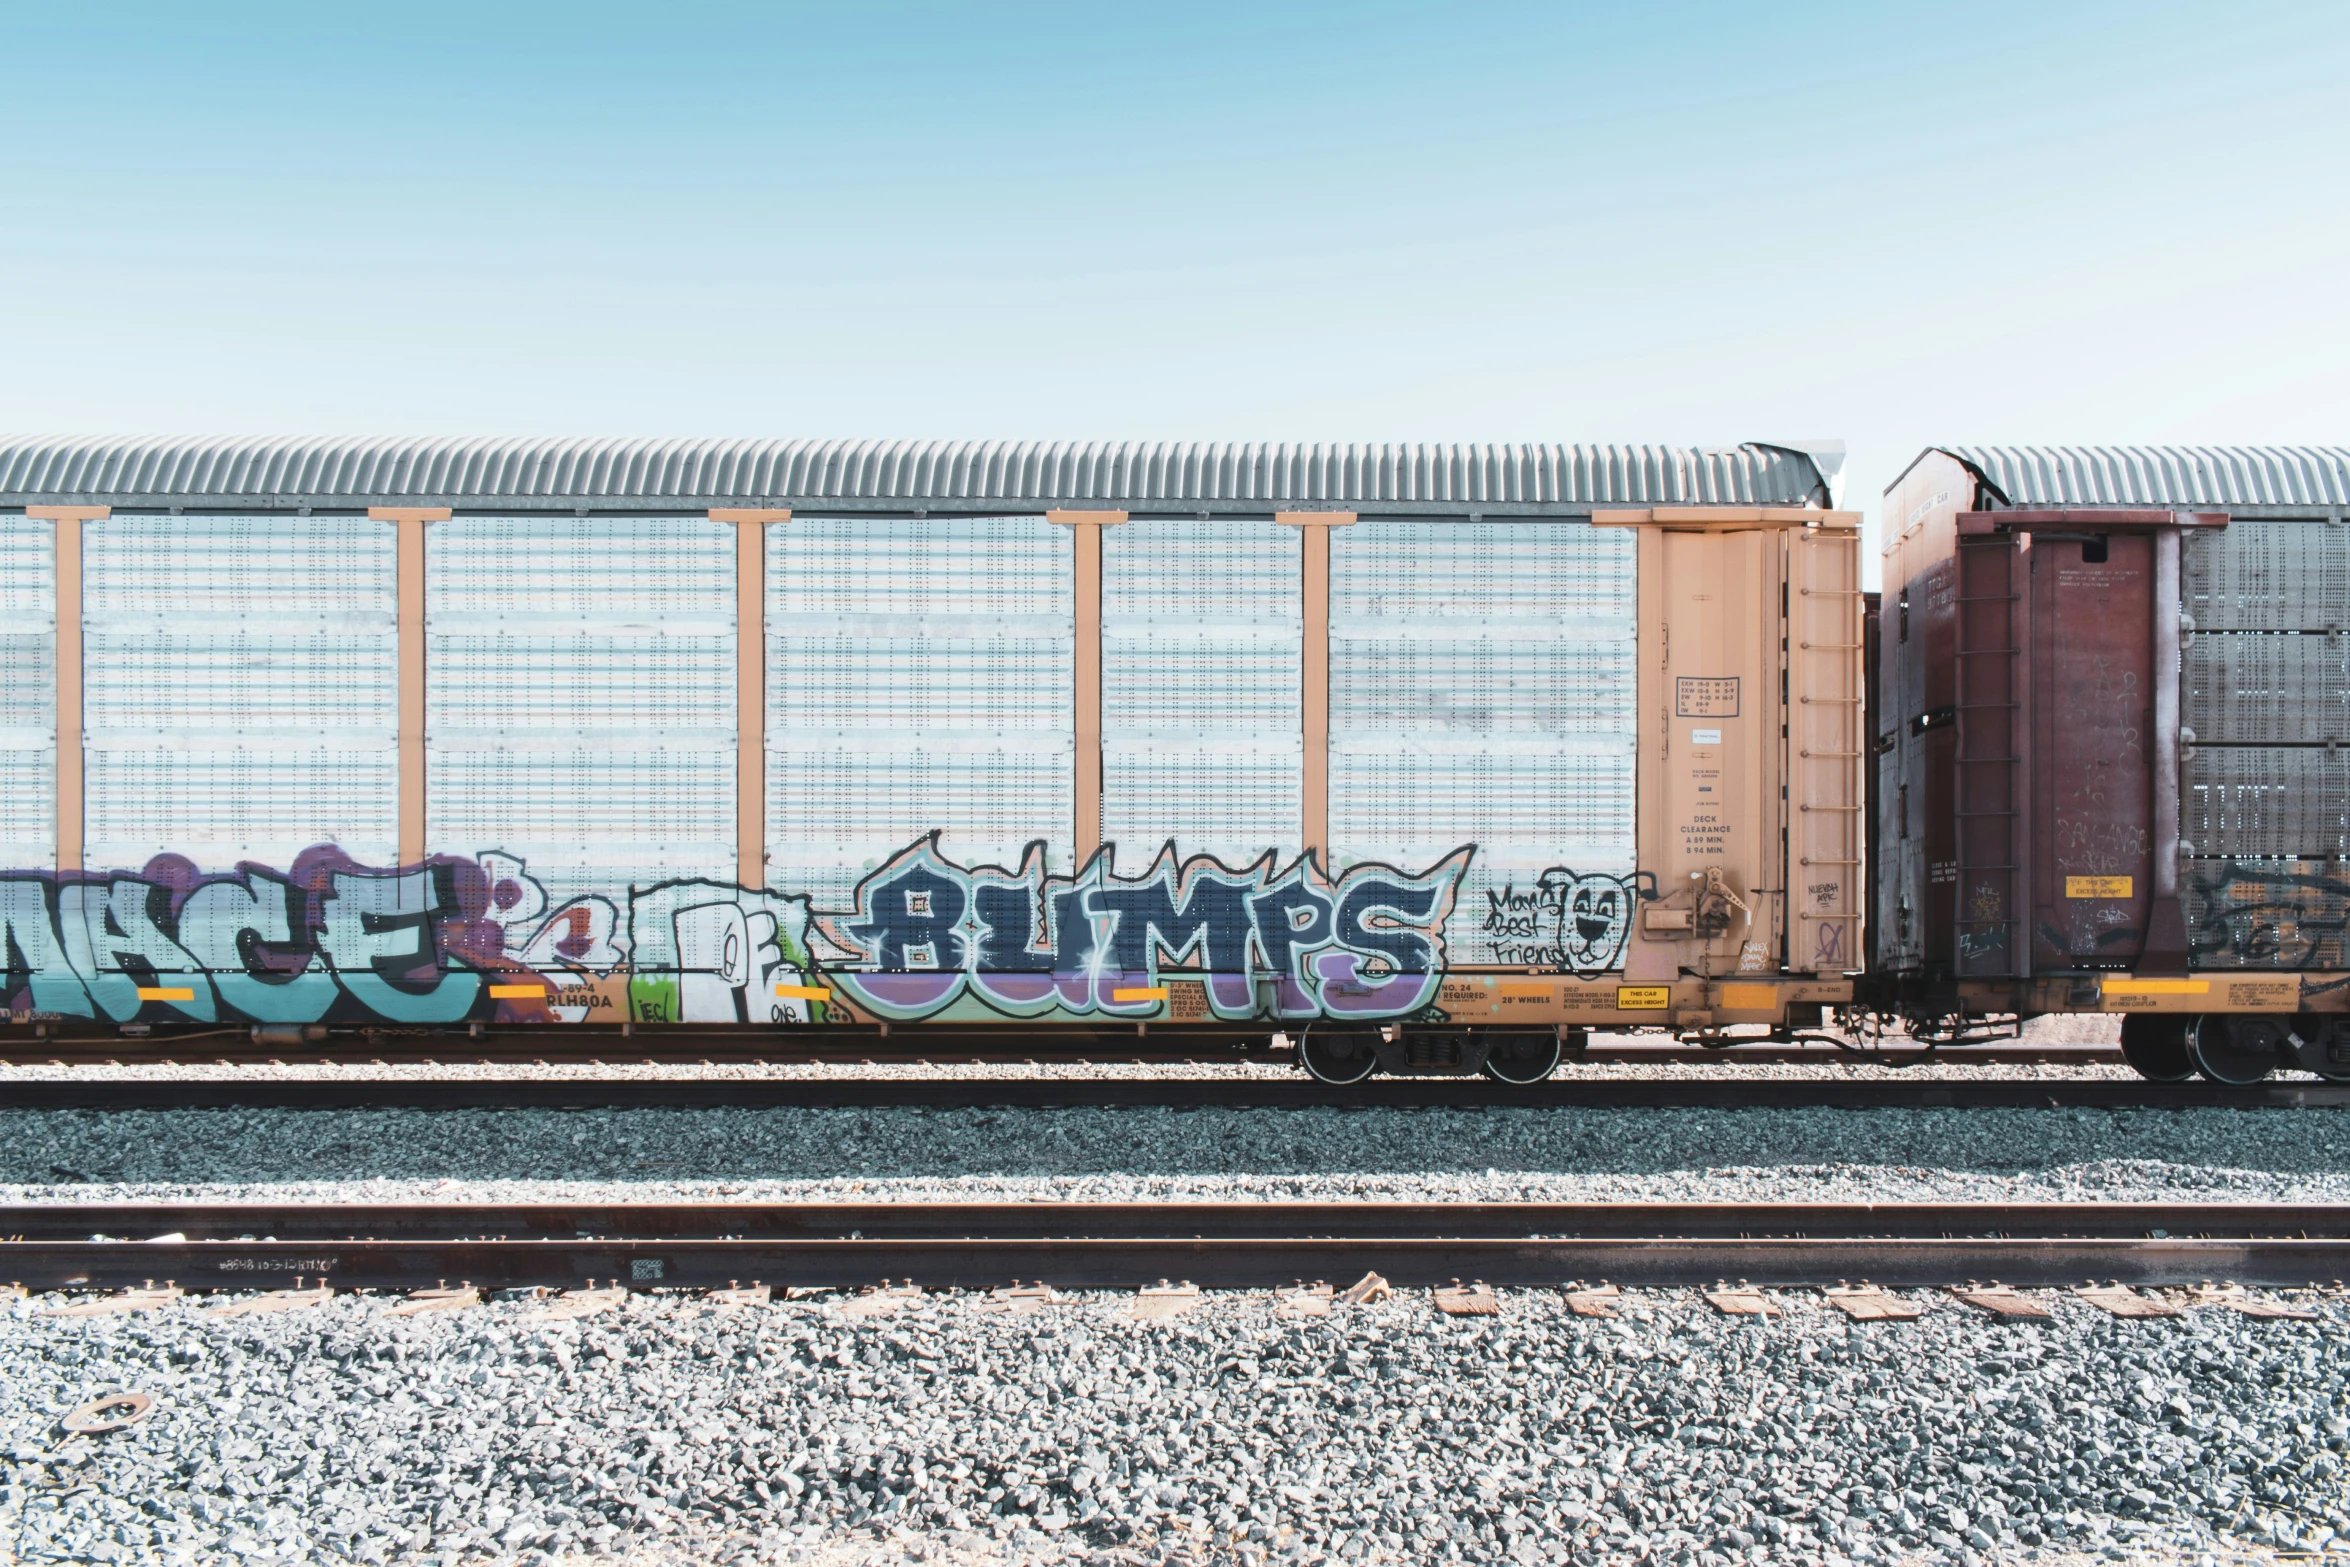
xmin=0 ymin=436 xmax=1862 ymax=1079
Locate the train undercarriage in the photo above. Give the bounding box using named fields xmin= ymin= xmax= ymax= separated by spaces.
xmin=21 ymin=1001 xmax=2340 ymax=1086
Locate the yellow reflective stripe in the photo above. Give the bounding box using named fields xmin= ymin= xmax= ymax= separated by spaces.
xmin=2105 ymin=979 xmax=2210 ymax=995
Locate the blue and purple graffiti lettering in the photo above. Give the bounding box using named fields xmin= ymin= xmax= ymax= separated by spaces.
xmin=818 ymin=835 xmax=1471 ymax=1021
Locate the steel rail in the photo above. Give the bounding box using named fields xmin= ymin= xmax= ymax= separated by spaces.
xmin=0 ymin=1077 xmax=2335 ymax=1112
xmin=16 ymin=1199 xmax=2345 ymax=1241
xmin=7 ymin=1201 xmax=2347 ymax=1291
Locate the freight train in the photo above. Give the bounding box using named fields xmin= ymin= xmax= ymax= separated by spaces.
xmin=1 ymin=437 xmax=2345 ymax=1084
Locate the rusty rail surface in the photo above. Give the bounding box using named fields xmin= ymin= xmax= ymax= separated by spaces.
xmin=6 ymin=1201 xmax=2347 ymax=1291
xmin=0 ymin=1076 xmax=2335 ymax=1112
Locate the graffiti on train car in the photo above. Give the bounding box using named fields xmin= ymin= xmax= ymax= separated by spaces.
xmin=818 ymin=835 xmax=1471 ymax=1021
xmin=0 ymin=836 xmax=1477 ymax=1026
xmin=1478 ymin=868 xmax=1644 ymax=976
xmin=2184 ymin=861 xmax=2350 ymax=970
xmin=0 ymin=847 xmax=823 ymax=1028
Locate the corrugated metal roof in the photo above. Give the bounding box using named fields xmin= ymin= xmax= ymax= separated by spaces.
xmin=0 ymin=436 xmax=1830 ymax=513
xmin=1924 ymin=445 xmax=2350 ymax=511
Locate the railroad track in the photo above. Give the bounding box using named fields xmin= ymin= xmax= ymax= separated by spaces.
xmin=8 ymin=1201 xmax=2347 ymax=1292
xmin=0 ymin=1038 xmax=2118 ymax=1069
xmin=0 ymin=1076 xmax=2337 ymax=1111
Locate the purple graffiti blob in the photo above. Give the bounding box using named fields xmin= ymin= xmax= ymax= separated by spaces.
xmin=979 ymin=974 xmax=1060 ymax=1006
xmin=842 ymin=973 xmax=964 ymax=1012
xmin=282 ymin=844 xmax=364 ymax=932
xmin=429 ymin=854 xmax=509 ymax=970
xmin=549 ymin=906 xmax=598 ymax=962
xmin=1203 ymin=971 xmax=1255 ymax=1014
xmin=1309 ymin=950 xmax=1440 ymax=1016
xmin=137 ymin=854 xmax=204 ymax=903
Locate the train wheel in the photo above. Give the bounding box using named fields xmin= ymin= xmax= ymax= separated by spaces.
xmin=2118 ymin=1013 xmax=2194 ymax=1082
xmin=1298 ymin=1027 xmax=1381 ymax=1085
xmin=1480 ymin=1029 xmax=1563 ymax=1084
xmin=2312 ymin=1026 xmax=2350 ymax=1083
xmin=2187 ymin=1015 xmax=2279 ymax=1085
xmin=2290 ymin=1015 xmax=2350 ymax=1081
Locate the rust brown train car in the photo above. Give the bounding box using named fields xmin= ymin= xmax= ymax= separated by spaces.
xmin=1879 ymin=445 xmax=2350 ymax=1082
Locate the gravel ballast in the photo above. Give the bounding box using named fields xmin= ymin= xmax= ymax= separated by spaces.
xmin=3 ymin=1283 xmax=2342 ymax=1566
xmin=2 ymin=1103 xmax=2347 ymax=1207
xmin=7 ymin=1020 xmax=2341 ymax=1567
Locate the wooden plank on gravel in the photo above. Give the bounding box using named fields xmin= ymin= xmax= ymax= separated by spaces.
xmin=838 ymin=1282 xmax=922 ymax=1319
xmin=386 ymin=1284 xmax=480 ymax=1317
xmin=519 ymin=1285 xmax=628 ymax=1323
xmin=1131 ymin=1281 xmax=1202 ymax=1320
xmin=1275 ymin=1282 xmax=1334 ymax=1318
xmin=1822 ymin=1284 xmax=1924 ymax=1320
xmin=1561 ymin=1281 xmax=1622 ymax=1317
xmin=1433 ymin=1280 xmax=1499 ymax=1316
xmin=41 ymin=1283 xmax=180 ymax=1317
xmin=703 ymin=1283 xmax=772 ymax=1307
xmin=205 ymin=1281 xmax=332 ymax=1318
xmin=973 ymin=1282 xmax=1062 ymax=1315
xmin=1704 ymin=1284 xmax=1779 ymax=1317
xmin=1949 ymin=1283 xmax=2053 ymax=1318
xmin=2183 ymin=1283 xmax=2320 ymax=1320
xmin=2075 ymin=1283 xmax=2180 ymax=1318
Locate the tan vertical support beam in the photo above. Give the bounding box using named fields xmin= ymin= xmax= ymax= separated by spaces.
xmin=1788 ymin=518 xmax=1865 ymax=974
xmin=1276 ymin=511 xmax=1356 ymax=863
xmin=1073 ymin=523 xmax=1104 ymax=863
xmin=372 ymin=507 xmax=452 ymax=865
xmin=29 ymin=505 xmax=107 ymax=872
xmin=1047 ymin=511 xmax=1128 ymax=863
xmin=713 ymin=509 xmax=792 ymax=889
xmin=1620 ymin=522 xmax=1676 ymax=985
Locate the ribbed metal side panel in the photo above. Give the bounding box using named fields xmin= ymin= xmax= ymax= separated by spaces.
xmin=427 ymin=518 xmax=734 ymax=901
xmin=0 ymin=514 xmax=54 ymax=870
xmin=2185 ymin=633 xmax=2350 ymax=744
xmin=1329 ymin=522 xmax=1635 ymax=963
xmin=767 ymin=517 xmax=1072 ymax=905
xmin=1102 ymin=520 xmax=1300 ymax=864
xmin=1940 ymin=445 xmax=2350 ymax=510
xmin=0 ymin=437 xmax=1829 ymax=510
xmin=2182 ymin=857 xmax=2350 ymax=970
xmin=2184 ymin=748 xmax=2350 ymax=860
xmin=2185 ymin=521 xmax=2350 ymax=632
xmin=2181 ymin=520 xmax=2350 ymax=918
xmin=82 ymin=515 xmax=394 ymax=870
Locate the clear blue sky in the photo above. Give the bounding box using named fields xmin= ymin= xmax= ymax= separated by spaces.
xmin=3 ymin=2 xmax=2345 ymax=569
